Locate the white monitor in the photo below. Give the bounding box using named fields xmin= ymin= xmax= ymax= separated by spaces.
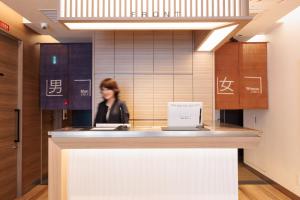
xmin=168 ymin=102 xmax=203 ymax=128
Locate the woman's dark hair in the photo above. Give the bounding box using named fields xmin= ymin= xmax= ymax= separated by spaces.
xmin=100 ymin=78 xmax=120 ymax=98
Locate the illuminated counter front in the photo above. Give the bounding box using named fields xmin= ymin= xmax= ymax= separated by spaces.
xmin=48 ymin=124 xmax=261 ymax=200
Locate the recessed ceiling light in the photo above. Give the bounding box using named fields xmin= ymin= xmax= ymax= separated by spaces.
xmin=64 ymin=22 xmax=232 ymax=30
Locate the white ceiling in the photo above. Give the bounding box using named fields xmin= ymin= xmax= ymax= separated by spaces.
xmin=238 ymin=0 xmax=300 ymax=40
xmin=1 ymin=0 xmax=92 ymax=42
xmin=249 ymin=0 xmax=286 ymax=15
xmin=1 ymin=0 xmax=300 ymax=42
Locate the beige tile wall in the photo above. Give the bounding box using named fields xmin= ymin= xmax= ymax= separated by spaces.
xmin=94 ymin=31 xmax=214 ymax=126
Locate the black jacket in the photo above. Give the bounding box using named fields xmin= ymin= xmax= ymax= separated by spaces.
xmin=94 ymin=99 xmax=129 ymax=126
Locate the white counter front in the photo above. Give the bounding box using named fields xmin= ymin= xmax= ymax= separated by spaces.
xmin=48 ymin=124 xmax=260 ymax=200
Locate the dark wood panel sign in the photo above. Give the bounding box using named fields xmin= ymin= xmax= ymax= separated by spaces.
xmin=215 ymin=42 xmax=268 ymax=109
xmin=215 ymin=43 xmax=240 ymax=109
xmin=239 ymin=43 xmax=268 ymax=109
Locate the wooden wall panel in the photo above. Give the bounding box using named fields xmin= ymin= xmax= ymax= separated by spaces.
xmin=94 ymin=31 xmax=114 ymax=73
xmin=94 ymin=48 xmax=115 ymax=73
xmin=134 ymin=75 xmax=154 ymax=119
xmin=22 ymin=38 xmax=43 ymax=194
xmin=115 ymin=48 xmax=133 ymax=73
xmin=174 ymin=75 xmax=193 ymax=101
xmin=154 ymin=75 xmax=173 ymax=119
xmin=94 ymin=31 xmax=214 ymax=126
xmin=41 ymin=110 xmax=54 ymax=184
xmin=134 ymin=49 xmax=153 ymax=74
xmin=0 ymin=34 xmax=18 ymax=196
xmin=239 ymin=43 xmax=268 ymax=109
xmin=174 ymin=48 xmax=193 ymax=74
xmin=153 ymin=120 xmax=168 ymax=126
xmin=193 ymin=52 xmax=214 ymax=124
xmin=0 ymin=2 xmax=57 ymax=195
xmin=0 ymin=35 xmax=18 ymax=110
xmin=134 ymin=31 xmax=153 ymax=49
xmin=215 ymin=42 xmax=240 ymax=109
xmin=114 ymin=74 xmax=134 ymax=118
xmin=173 ymin=31 xmax=193 ymax=49
xmin=115 ymin=31 xmax=133 ymax=73
xmin=215 ymin=42 xmax=268 ymax=110
xmin=154 ymin=49 xmax=173 ymax=74
xmin=115 ymin=31 xmax=133 ymax=49
xmin=133 ymin=120 xmax=154 ymax=127
xmin=154 ymin=31 xmax=173 ymax=49
xmin=0 ymin=111 xmax=17 ymax=199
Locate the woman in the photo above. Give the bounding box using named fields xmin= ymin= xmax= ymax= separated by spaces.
xmin=94 ymin=78 xmax=129 ymax=126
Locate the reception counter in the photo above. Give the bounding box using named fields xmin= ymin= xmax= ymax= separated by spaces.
xmin=48 ymin=124 xmax=261 ymax=200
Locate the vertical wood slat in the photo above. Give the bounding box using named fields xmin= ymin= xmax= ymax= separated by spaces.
xmin=130 ymin=0 xmax=133 ymax=17
xmin=124 ymin=0 xmax=127 ymax=17
xmin=201 ymin=0 xmax=203 ymax=17
xmin=217 ymin=0 xmax=220 ymax=17
xmin=205 ymin=0 xmax=209 ymax=17
xmin=118 ymin=0 xmax=120 ymax=17
xmin=173 ymin=0 xmax=175 ymax=17
xmin=190 ymin=0 xmax=192 ymax=17
xmin=163 ymin=0 xmax=165 ymax=15
xmin=239 ymin=0 xmax=242 ymax=16
xmin=61 ymin=0 xmax=247 ymax=18
xmin=103 ymin=0 xmax=105 ymax=17
xmin=196 ymin=0 xmax=198 ymax=17
xmin=98 ymin=0 xmax=101 ymax=17
xmin=86 ymin=0 xmax=88 ymax=17
xmin=142 ymin=0 xmax=144 ymax=17
xmin=113 ymin=0 xmax=118 ymax=17
xmin=223 ymin=0 xmax=225 ymax=16
xmin=108 ymin=0 xmax=110 ymax=17
xmin=212 ymin=0 xmax=214 ymax=16
xmin=73 ymin=0 xmax=76 ymax=17
xmin=157 ymin=0 xmax=160 ymax=16
xmin=68 ymin=0 xmax=70 ymax=17
xmin=146 ymin=0 xmax=149 ymax=16
xmin=228 ymin=0 xmax=231 ymax=16
xmin=69 ymin=0 xmax=73 ymax=17
xmin=233 ymin=0 xmax=236 ymax=16
xmin=135 ymin=0 xmax=138 ymax=17
xmin=184 ymin=0 xmax=187 ymax=17
xmin=92 ymin=0 xmax=94 ymax=17
xmin=153 ymin=0 xmax=155 ymax=16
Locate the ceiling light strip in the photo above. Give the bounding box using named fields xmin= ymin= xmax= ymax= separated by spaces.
xmin=197 ymin=24 xmax=238 ymax=51
xmin=64 ymin=22 xmax=232 ymax=30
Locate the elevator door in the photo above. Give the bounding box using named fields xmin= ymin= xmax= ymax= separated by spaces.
xmin=0 ymin=33 xmax=19 ymax=199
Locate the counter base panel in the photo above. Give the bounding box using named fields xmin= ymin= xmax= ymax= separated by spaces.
xmin=49 ymin=138 xmax=238 ymax=200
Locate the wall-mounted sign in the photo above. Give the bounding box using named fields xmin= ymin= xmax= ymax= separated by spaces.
xmin=0 ymin=20 xmax=9 ymax=32
xmin=216 ymin=76 xmax=235 ymax=95
xmin=215 ymin=42 xmax=268 ymax=109
xmin=40 ymin=44 xmax=92 ymax=110
xmin=243 ymin=76 xmax=262 ymax=94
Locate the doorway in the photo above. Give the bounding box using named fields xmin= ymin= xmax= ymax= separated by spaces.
xmin=0 ymin=32 xmax=21 ymax=199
